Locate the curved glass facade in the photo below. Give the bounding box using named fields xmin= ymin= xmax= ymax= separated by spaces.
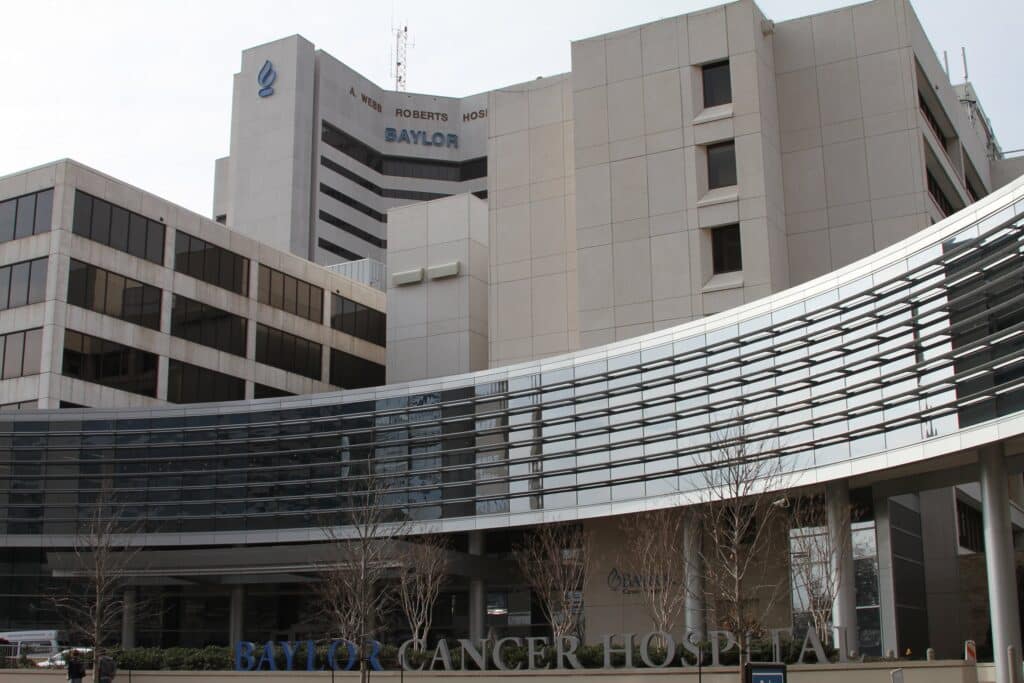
xmin=2 ymin=182 xmax=1024 ymax=544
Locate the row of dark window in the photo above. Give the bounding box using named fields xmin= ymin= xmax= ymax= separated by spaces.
xmin=927 ymin=169 xmax=957 ymax=218
xmin=62 ymin=330 xmax=159 ymax=398
xmin=318 ymin=238 xmax=363 ymax=262
xmin=919 ymin=93 xmax=948 ymax=144
xmin=170 ymin=295 xmax=247 ymax=358
xmin=321 ymin=121 xmax=487 ymax=182
xmin=707 ymin=140 xmax=737 ymax=190
xmin=72 ymin=191 xmax=165 ymax=265
xmin=702 ymin=60 xmax=732 ymax=109
xmin=63 ymin=256 xmax=386 ymax=369
xmin=697 ymin=58 xmax=735 ymax=192
xmin=174 ymin=231 xmax=249 ymax=296
xmin=320 ymin=156 xmax=449 ymax=201
xmin=67 ymin=194 xmax=387 ymax=332
xmin=0 ymin=257 xmax=47 ymax=312
xmin=62 ymin=324 xmax=381 ymax=398
xmin=73 ymin=192 xmax=251 ymax=298
xmin=167 ymin=360 xmax=245 ymax=404
xmin=254 ymin=383 xmax=294 ymax=399
xmin=711 ymin=224 xmax=743 ymax=275
xmin=0 ymin=188 xmax=52 ymax=244
xmin=0 ymin=328 xmax=43 ymax=380
xmin=956 ymin=500 xmax=984 ymax=552
xmin=0 ymin=400 xmax=36 ymax=411
xmin=966 ymin=175 xmax=984 ymax=204
xmin=256 ymin=264 xmax=324 ymax=324
xmin=330 ymin=293 xmax=386 ymax=346
xmin=330 ymin=348 xmax=385 ymax=389
xmin=255 ymin=323 xmax=322 ymax=380
xmin=318 ymin=210 xmax=387 ymax=250
xmin=252 ymin=323 xmax=386 ymax=388
xmin=67 ymin=259 xmax=162 ymax=331
xmin=319 ymin=183 xmax=386 ymax=222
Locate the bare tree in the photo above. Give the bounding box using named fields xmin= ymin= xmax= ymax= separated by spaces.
xmin=50 ymin=486 xmax=142 ymax=660
xmin=694 ymin=417 xmax=791 ymax=678
xmin=789 ymin=493 xmax=852 ymax=646
xmin=619 ymin=508 xmax=688 ymax=638
xmin=397 ymin=533 xmax=449 ymax=649
xmin=514 ymin=523 xmax=591 ymax=640
xmin=316 ymin=465 xmax=408 ymax=656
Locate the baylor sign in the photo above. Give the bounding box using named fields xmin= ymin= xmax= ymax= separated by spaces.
xmin=235 ymin=626 xmax=847 ymax=671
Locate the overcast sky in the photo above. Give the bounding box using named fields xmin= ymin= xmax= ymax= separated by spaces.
xmin=1 ymin=0 xmax=1020 ymax=217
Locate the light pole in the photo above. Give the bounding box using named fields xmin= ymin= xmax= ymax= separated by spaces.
xmin=688 ymin=632 xmax=703 ymax=683
xmin=358 ymin=634 xmax=371 ymax=683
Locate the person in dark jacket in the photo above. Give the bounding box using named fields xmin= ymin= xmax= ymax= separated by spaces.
xmin=96 ymin=654 xmax=117 ymax=683
xmin=66 ymin=651 xmax=85 ymax=683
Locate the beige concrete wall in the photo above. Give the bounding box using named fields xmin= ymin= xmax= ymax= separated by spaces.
xmin=583 ymin=517 xmax=662 ymax=639
xmin=774 ymin=0 xmax=927 ymax=284
xmin=991 ymin=158 xmax=1024 ymax=190
xmin=773 ymin=0 xmax=999 ymax=286
xmin=225 ymin=36 xmax=317 ymax=259
xmin=386 ymin=193 xmax=489 ymax=383
xmin=582 ymin=513 xmax=791 ymax=642
xmin=0 ymin=661 xmax=981 ymax=683
xmin=487 ymin=74 xmax=579 ymax=367
xmin=570 ymin=0 xmax=786 ymax=351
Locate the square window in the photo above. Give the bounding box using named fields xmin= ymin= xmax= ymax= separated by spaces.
xmin=27 ymin=258 xmax=47 ymax=305
xmin=14 ymin=194 xmax=36 ymax=240
xmin=34 ymin=189 xmax=53 ymax=234
xmin=174 ymin=232 xmax=191 ymax=273
xmin=21 ymin=329 xmax=42 ymax=376
xmin=707 ymin=141 xmax=737 ymax=190
xmin=8 ymin=262 xmax=30 ymax=308
xmin=258 ymin=264 xmax=271 ymax=305
xmin=0 ymin=199 xmax=16 ymax=242
xmin=3 ymin=331 xmax=24 ymax=379
xmin=146 ymin=220 xmax=165 ymax=265
xmin=270 ymin=270 xmax=284 ymax=309
xmin=127 ymin=213 xmax=148 ymax=258
xmin=109 ymin=206 xmax=130 ymax=252
xmin=0 ymin=266 xmax=11 ymax=310
xmin=91 ymin=200 xmax=111 ymax=246
xmin=702 ymin=60 xmax=732 ymax=109
xmin=711 ymin=224 xmax=742 ymax=274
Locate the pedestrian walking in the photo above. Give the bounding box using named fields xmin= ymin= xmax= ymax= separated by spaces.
xmin=66 ymin=651 xmax=85 ymax=683
xmin=96 ymin=654 xmax=117 ymax=683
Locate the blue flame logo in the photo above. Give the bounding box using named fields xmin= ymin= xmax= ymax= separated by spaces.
xmin=257 ymin=60 xmax=276 ymax=98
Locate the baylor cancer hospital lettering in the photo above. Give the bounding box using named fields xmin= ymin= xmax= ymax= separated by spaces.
xmin=235 ymin=626 xmax=847 ymax=672
xmin=384 ymin=127 xmax=458 ymax=148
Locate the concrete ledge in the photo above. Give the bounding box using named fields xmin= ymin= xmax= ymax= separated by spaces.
xmin=391 ymin=268 xmax=424 ymax=286
xmin=426 ymin=261 xmax=460 ymax=280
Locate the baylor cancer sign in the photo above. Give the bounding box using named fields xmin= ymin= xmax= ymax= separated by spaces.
xmin=235 ymin=626 xmax=848 ymax=672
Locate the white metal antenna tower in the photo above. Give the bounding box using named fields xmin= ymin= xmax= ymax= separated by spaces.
xmin=393 ymin=25 xmax=410 ymax=91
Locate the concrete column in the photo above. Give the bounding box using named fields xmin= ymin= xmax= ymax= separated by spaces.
xmin=920 ymin=488 xmax=965 ymax=659
xmin=121 ymin=588 xmax=136 ymax=650
xmin=684 ymin=510 xmax=705 ymax=640
xmin=872 ymin=491 xmax=900 ymax=657
xmin=979 ymin=444 xmax=1023 ymax=683
xmin=827 ymin=480 xmax=858 ymax=655
xmin=229 ymin=585 xmax=245 ymax=646
xmin=468 ymin=531 xmax=485 ymax=643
